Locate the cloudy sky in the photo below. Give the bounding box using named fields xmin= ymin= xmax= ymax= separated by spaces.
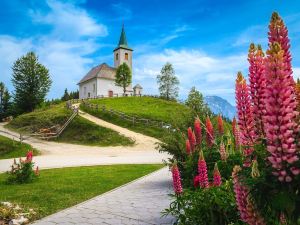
xmin=0 ymin=0 xmax=300 ymax=105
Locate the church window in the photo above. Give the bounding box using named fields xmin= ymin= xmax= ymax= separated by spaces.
xmin=84 ymin=87 xmax=86 ymax=95
xmin=116 ymin=53 xmax=119 ymax=60
xmin=125 ymin=53 xmax=128 ymax=60
xmin=93 ymin=83 xmax=96 ymax=92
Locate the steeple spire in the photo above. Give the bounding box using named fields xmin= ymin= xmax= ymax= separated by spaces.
xmin=118 ymin=24 xmax=128 ymax=47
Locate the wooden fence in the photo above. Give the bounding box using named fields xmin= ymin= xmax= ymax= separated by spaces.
xmin=80 ymin=101 xmax=172 ymax=130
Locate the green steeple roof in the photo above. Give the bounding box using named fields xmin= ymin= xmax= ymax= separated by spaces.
xmin=114 ymin=25 xmax=133 ymax=51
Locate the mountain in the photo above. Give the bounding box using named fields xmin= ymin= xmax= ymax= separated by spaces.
xmin=204 ymin=96 xmax=236 ymax=120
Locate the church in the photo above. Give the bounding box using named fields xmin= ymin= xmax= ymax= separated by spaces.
xmin=78 ymin=26 xmax=143 ymax=99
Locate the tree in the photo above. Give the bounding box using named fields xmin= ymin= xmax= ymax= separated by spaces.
xmin=185 ymin=86 xmax=211 ymax=116
xmin=61 ymin=88 xmax=70 ymax=101
xmin=157 ymin=63 xmax=179 ymax=100
xmin=69 ymin=90 xmax=79 ymax=99
xmin=11 ymin=52 xmax=52 ymax=113
xmin=115 ymin=62 xmax=131 ymax=95
xmin=0 ymin=82 xmax=11 ymax=119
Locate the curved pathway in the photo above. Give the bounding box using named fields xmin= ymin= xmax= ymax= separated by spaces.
xmin=32 ymin=167 xmax=175 ymax=225
xmin=0 ymin=111 xmax=169 ymax=173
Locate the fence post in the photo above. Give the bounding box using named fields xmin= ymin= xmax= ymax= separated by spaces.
xmin=19 ymin=134 xmax=23 ymax=144
xmin=132 ymin=117 xmax=135 ymax=125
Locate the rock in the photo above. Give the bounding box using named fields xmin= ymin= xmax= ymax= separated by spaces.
xmin=9 ymin=216 xmax=29 ymax=225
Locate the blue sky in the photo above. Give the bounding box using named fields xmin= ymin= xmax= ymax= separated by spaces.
xmin=0 ymin=0 xmax=300 ymax=105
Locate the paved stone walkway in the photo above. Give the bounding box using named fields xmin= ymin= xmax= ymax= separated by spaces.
xmin=32 ymin=167 xmax=176 ymax=225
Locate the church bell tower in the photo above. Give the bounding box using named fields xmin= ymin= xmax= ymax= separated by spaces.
xmin=113 ymin=25 xmax=133 ymax=71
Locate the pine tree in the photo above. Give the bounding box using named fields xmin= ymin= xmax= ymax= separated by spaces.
xmin=157 ymin=63 xmax=179 ymax=100
xmin=11 ymin=52 xmax=52 ymax=113
xmin=0 ymin=82 xmax=11 ymax=119
xmin=61 ymin=88 xmax=70 ymax=101
xmin=115 ymin=63 xmax=132 ymax=95
xmin=185 ymin=86 xmax=211 ymax=116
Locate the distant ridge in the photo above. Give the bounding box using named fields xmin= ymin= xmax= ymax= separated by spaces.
xmin=204 ymin=96 xmax=236 ymax=120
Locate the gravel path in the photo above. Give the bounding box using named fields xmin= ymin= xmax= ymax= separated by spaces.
xmin=0 ymin=111 xmax=169 ymax=173
xmin=31 ymin=167 xmax=175 ymax=225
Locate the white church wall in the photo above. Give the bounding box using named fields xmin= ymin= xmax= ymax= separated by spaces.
xmin=96 ymin=78 xmax=124 ymax=97
xmin=79 ymin=78 xmax=97 ymax=99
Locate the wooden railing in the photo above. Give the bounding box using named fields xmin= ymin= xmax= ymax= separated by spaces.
xmin=81 ymin=101 xmax=172 ymax=130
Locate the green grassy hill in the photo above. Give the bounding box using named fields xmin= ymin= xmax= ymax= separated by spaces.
xmin=6 ymin=103 xmax=134 ymax=147
xmin=81 ymin=96 xmax=193 ymax=139
xmin=0 ymin=135 xmax=39 ymax=159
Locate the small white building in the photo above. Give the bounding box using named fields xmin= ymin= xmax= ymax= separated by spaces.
xmin=78 ymin=25 xmax=142 ymax=99
xmin=133 ymin=84 xmax=143 ymax=96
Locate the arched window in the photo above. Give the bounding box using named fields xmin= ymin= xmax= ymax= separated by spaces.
xmin=116 ymin=53 xmax=119 ymax=60
xmin=125 ymin=53 xmax=128 ymax=60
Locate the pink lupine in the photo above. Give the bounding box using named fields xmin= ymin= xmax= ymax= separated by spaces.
xmin=232 ymin=166 xmax=265 ymax=224
xmin=264 ymin=42 xmax=299 ymax=182
xmin=187 ymin=127 xmax=196 ymax=151
xmin=213 ymin=163 xmax=222 ymax=186
xmin=205 ymin=117 xmax=214 ymax=147
xmin=268 ymin=12 xmax=293 ymax=81
xmin=193 ymin=175 xmax=200 ymax=188
xmin=248 ymin=43 xmax=266 ymax=138
xmin=194 ymin=118 xmax=202 ymax=145
xmin=198 ymin=151 xmax=209 ymax=188
xmin=219 ymin=142 xmax=227 ymax=161
xmin=232 ymin=166 xmax=249 ymax=222
xmin=217 ymin=115 xmax=224 ymax=135
xmin=171 ymin=163 xmax=183 ymax=195
xmin=26 ymin=151 xmax=33 ymax=163
xmin=186 ymin=139 xmax=191 ymax=155
xmin=235 ymin=72 xmax=256 ymax=155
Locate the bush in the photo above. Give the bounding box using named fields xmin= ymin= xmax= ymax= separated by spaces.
xmin=7 ymin=151 xmax=39 ymax=184
xmin=164 ymin=181 xmax=241 ymax=225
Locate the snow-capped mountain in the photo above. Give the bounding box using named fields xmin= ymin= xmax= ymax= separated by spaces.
xmin=204 ymin=96 xmax=236 ymax=120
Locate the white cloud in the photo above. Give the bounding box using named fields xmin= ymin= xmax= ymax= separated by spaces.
xmin=133 ymin=49 xmax=247 ymax=104
xmin=0 ymin=0 xmax=107 ymax=99
xmin=30 ymin=0 xmax=108 ymax=38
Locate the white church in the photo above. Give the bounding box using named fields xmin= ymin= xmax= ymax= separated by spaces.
xmin=78 ymin=26 xmax=143 ymax=99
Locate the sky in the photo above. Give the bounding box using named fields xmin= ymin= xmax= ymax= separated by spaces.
xmin=0 ymin=0 xmax=300 ymax=105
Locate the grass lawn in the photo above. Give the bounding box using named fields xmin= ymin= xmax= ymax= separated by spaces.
xmin=6 ymin=102 xmax=134 ymax=147
xmin=54 ymin=116 xmax=135 ymax=146
xmin=0 ymin=164 xmax=163 ymax=220
xmin=0 ymin=135 xmax=39 ymax=159
xmin=82 ymin=97 xmax=193 ymax=140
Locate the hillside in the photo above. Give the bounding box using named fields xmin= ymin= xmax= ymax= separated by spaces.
xmin=6 ymin=103 xmax=134 ymax=147
xmin=81 ymin=96 xmax=193 ymax=139
xmin=0 ymin=135 xmax=39 ymax=159
xmin=204 ymin=96 xmax=236 ymax=120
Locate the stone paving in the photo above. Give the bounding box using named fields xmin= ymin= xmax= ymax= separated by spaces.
xmin=31 ymin=167 xmax=176 ymax=225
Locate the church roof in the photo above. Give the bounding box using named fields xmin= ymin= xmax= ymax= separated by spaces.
xmin=133 ymin=84 xmax=143 ymax=89
xmin=78 ymin=63 xmax=116 ymax=84
xmin=114 ymin=25 xmax=133 ymax=51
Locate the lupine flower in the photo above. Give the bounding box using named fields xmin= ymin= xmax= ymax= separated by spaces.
xmin=171 ymin=163 xmax=183 ymax=194
xmin=217 ymin=115 xmax=224 ymax=135
xmin=213 ymin=163 xmax=222 ymax=186
xmin=186 ymin=139 xmax=191 ymax=155
xmin=205 ymin=117 xmax=214 ymax=147
xmin=248 ymin=43 xmax=266 ymax=138
xmin=232 ymin=117 xmax=241 ymax=150
xmin=268 ymin=12 xmax=293 ymax=81
xmin=219 ymin=142 xmax=227 ymax=161
xmin=295 ymin=78 xmax=300 ymax=112
xmin=193 ymin=175 xmax=200 ymax=188
xmin=26 ymin=151 xmax=33 ymax=163
xmin=198 ymin=151 xmax=209 ymax=188
xmin=194 ymin=118 xmax=202 ymax=145
xmin=232 ymin=166 xmax=265 ymax=224
xmin=187 ymin=127 xmax=196 ymax=151
xmin=232 ymin=166 xmax=249 ymax=222
xmin=265 ymin=42 xmax=299 ymax=182
xmin=280 ymin=212 xmax=287 ymax=225
xmin=235 ymin=72 xmax=256 ymax=158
